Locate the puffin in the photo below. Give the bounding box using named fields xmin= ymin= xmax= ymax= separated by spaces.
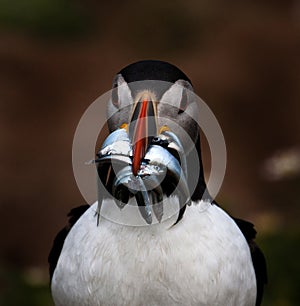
xmin=49 ymin=60 xmax=267 ymax=306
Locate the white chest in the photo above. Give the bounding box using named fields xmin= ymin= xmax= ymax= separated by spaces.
xmin=51 ymin=200 xmax=256 ymax=306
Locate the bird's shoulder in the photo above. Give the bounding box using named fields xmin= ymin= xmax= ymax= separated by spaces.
xmin=48 ymin=205 xmax=90 ymax=281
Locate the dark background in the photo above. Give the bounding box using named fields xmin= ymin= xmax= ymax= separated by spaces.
xmin=0 ymin=1 xmax=299 ymax=305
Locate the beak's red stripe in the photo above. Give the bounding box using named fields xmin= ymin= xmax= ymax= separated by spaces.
xmin=132 ymin=99 xmax=148 ymax=176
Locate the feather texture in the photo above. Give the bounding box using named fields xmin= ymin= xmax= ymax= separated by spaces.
xmin=51 ymin=200 xmax=257 ymax=306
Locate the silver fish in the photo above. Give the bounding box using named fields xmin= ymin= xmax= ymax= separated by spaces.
xmin=161 ymin=130 xmax=188 ymax=179
xmin=98 ymin=128 xmax=132 ymax=157
xmin=144 ymin=145 xmax=191 ymax=207
xmin=96 ymin=128 xmax=190 ymax=225
xmin=132 ymin=176 xmax=152 ymax=225
xmin=96 ymin=128 xmax=132 ymax=223
xmin=143 ymin=174 xmax=164 ymax=223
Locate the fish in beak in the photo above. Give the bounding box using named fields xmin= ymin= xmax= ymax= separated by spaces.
xmin=96 ymin=91 xmax=191 ymax=225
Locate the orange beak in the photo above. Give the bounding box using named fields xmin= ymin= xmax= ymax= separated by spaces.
xmin=129 ymin=93 xmax=157 ymax=176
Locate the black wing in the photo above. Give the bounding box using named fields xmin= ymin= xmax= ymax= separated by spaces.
xmin=232 ymin=217 xmax=268 ymax=306
xmin=48 ymin=205 xmax=90 ymax=281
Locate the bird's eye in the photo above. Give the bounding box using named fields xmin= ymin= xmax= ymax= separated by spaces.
xmin=111 ymin=83 xmax=119 ymax=108
xmin=178 ymin=89 xmax=188 ymax=114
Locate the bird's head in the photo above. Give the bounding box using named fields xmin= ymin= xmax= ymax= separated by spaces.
xmin=107 ymin=60 xmax=200 ymax=170
xmin=97 ymin=60 xmax=207 ymax=225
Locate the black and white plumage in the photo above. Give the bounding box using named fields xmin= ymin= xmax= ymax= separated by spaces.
xmin=49 ymin=60 xmax=267 ymax=306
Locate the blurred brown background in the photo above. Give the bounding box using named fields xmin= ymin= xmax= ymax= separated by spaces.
xmin=0 ymin=1 xmax=299 ymax=305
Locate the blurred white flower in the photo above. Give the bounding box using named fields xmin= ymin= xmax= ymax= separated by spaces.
xmin=262 ymin=146 xmax=300 ymax=181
